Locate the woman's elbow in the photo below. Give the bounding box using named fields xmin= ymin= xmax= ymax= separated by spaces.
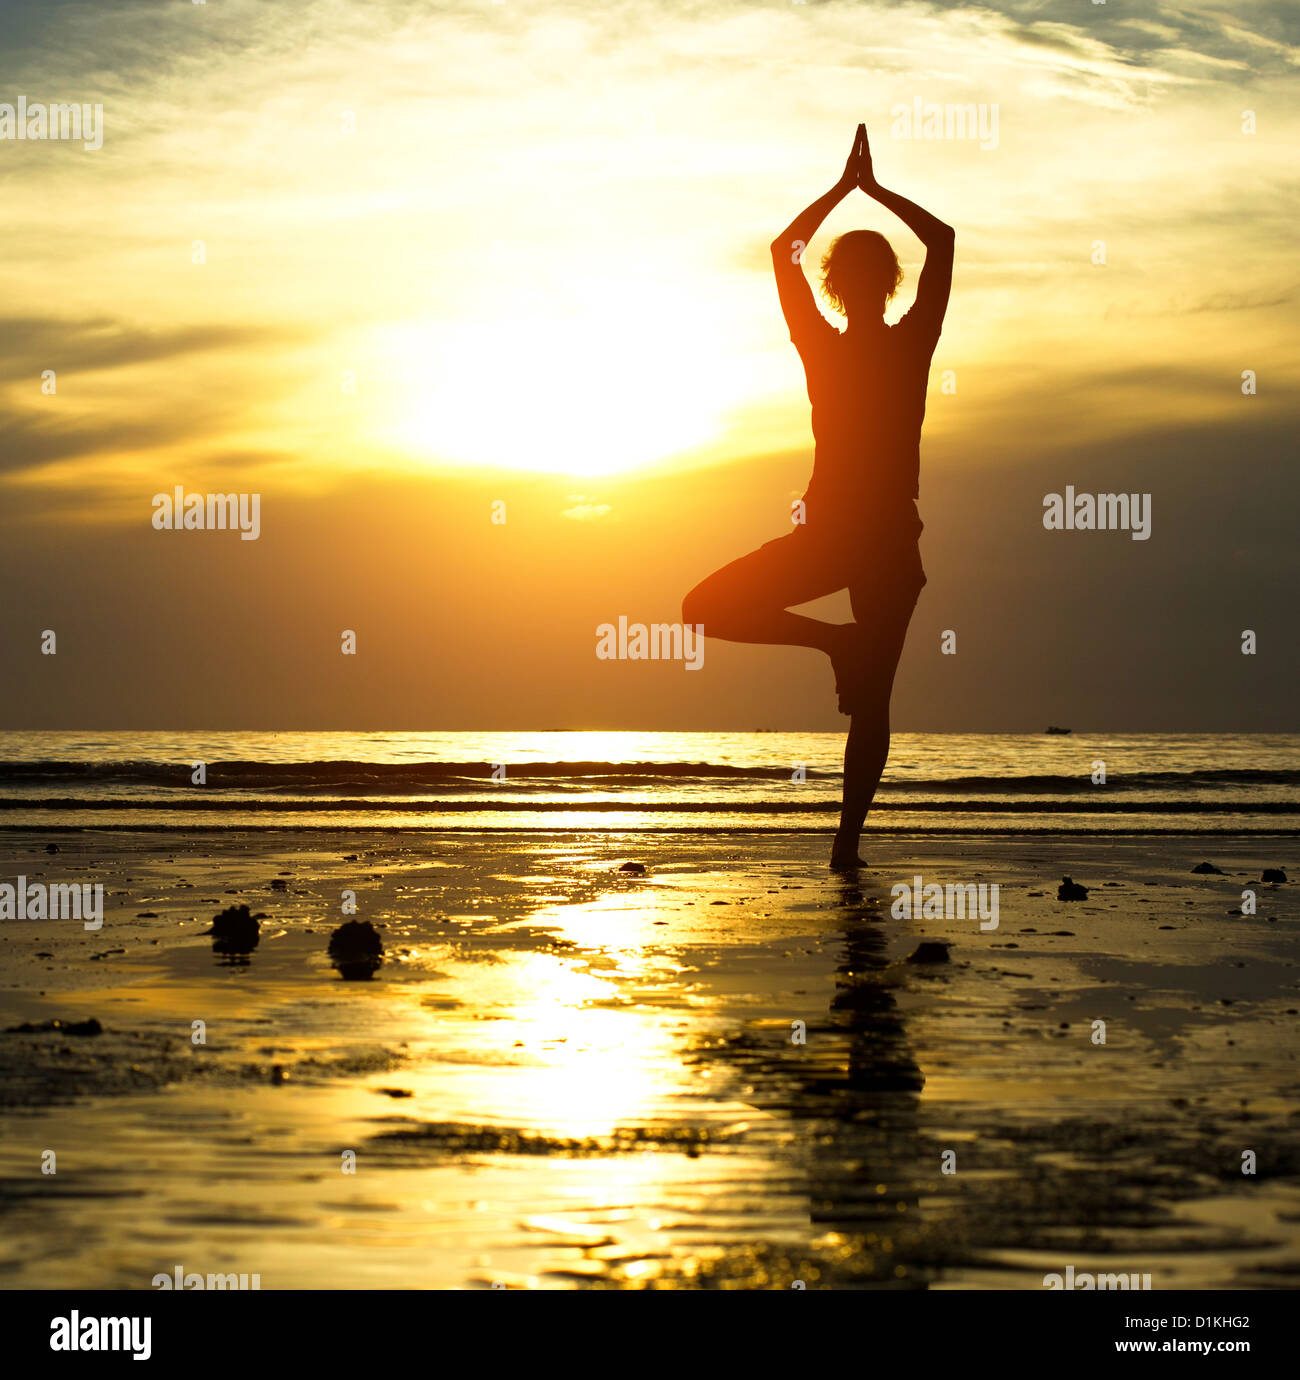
xmin=924 ymin=224 xmax=955 ymax=259
xmin=771 ymin=233 xmax=801 ymax=263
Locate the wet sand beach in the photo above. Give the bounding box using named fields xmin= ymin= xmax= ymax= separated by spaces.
xmin=1 ymin=827 xmax=1296 ymax=1289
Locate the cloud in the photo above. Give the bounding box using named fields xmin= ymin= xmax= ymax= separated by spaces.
xmin=0 ymin=313 xmax=320 ymax=481
xmin=0 ymin=316 xmax=299 ymax=376
xmin=562 ymin=499 xmax=613 ymax=521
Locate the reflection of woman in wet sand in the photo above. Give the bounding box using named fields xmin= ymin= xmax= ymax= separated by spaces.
xmin=684 ymin=125 xmax=953 ymax=869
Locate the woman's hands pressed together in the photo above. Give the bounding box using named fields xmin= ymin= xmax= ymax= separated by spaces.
xmin=836 ymin=122 xmax=866 ymax=195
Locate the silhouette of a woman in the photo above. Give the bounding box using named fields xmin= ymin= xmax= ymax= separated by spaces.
xmin=684 ymin=125 xmax=953 ymax=869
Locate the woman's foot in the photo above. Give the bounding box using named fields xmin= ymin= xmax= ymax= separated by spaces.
xmin=828 ymin=624 xmax=866 ymax=716
xmin=830 ymin=831 xmax=866 ymax=870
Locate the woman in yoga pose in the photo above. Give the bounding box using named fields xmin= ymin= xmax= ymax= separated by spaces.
xmin=683 ymin=124 xmax=953 ymax=869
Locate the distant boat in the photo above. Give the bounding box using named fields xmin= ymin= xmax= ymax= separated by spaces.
xmin=1046 ymin=726 xmax=1072 ymax=735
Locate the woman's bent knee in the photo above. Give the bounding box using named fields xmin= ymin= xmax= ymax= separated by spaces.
xmin=682 ymin=577 xmax=720 ymax=629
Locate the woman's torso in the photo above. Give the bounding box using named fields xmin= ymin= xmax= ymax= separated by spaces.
xmin=798 ymin=318 xmax=935 ymax=531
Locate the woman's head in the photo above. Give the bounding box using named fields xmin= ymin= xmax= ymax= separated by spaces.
xmin=820 ymin=229 xmax=902 ymax=318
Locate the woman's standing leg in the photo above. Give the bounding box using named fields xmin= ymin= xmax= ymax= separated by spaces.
xmin=834 ymin=695 xmax=896 ymax=868
xmin=832 ymin=554 xmax=925 ymax=869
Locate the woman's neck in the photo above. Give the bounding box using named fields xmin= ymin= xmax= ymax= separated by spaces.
xmin=844 ymin=312 xmax=886 ymax=336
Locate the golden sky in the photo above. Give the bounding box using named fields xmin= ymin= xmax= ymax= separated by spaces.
xmin=1 ymin=0 xmax=1297 ymax=729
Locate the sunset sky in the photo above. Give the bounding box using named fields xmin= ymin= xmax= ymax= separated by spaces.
xmin=1 ymin=0 xmax=1296 ymax=730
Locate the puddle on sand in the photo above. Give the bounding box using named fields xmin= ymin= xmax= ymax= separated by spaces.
xmin=0 ymin=831 xmax=1297 ymax=1288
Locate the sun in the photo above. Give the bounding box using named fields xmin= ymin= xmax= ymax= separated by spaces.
xmin=384 ymin=279 xmax=741 ymax=477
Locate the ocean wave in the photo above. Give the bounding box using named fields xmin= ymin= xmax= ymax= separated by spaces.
xmin=0 ymin=761 xmax=1297 ymax=793
xmin=2 ymin=797 xmax=1297 ymax=814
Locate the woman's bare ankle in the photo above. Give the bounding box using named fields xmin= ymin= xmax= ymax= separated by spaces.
xmin=830 ymin=829 xmax=866 ymax=869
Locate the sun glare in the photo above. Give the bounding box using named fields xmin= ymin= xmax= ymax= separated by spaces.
xmin=386 ymin=280 xmax=741 ymax=477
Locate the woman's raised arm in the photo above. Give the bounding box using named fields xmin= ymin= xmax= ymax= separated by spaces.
xmin=771 ymin=124 xmax=863 ymax=260
xmin=858 ymin=127 xmax=953 ymax=337
xmin=769 ymin=124 xmax=864 ymax=338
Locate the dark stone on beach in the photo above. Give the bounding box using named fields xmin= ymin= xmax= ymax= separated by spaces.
xmin=618 ymin=862 xmax=647 ymax=875
xmin=5 ymin=1017 xmax=103 ymax=1037
xmin=1192 ymin=862 xmax=1223 ymax=874
xmin=44 ymin=843 xmax=59 ymax=853
xmin=269 ymin=878 xmax=288 ymax=891
xmin=329 ymin=918 xmax=383 ymax=957
xmin=1261 ymin=868 xmax=1287 ymax=883
xmin=206 ymin=903 xmax=260 ymax=955
xmin=906 ymin=941 xmax=951 ymax=964
xmin=343 ymin=854 xmax=358 ymax=862
xmin=377 ymin=1087 xmax=413 ymax=1098
xmin=328 ymin=919 xmax=384 ymax=981
xmin=1058 ymin=877 xmax=1088 ymax=901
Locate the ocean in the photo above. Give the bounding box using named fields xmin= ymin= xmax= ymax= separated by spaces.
xmin=1 ymin=730 xmax=1296 ymax=833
